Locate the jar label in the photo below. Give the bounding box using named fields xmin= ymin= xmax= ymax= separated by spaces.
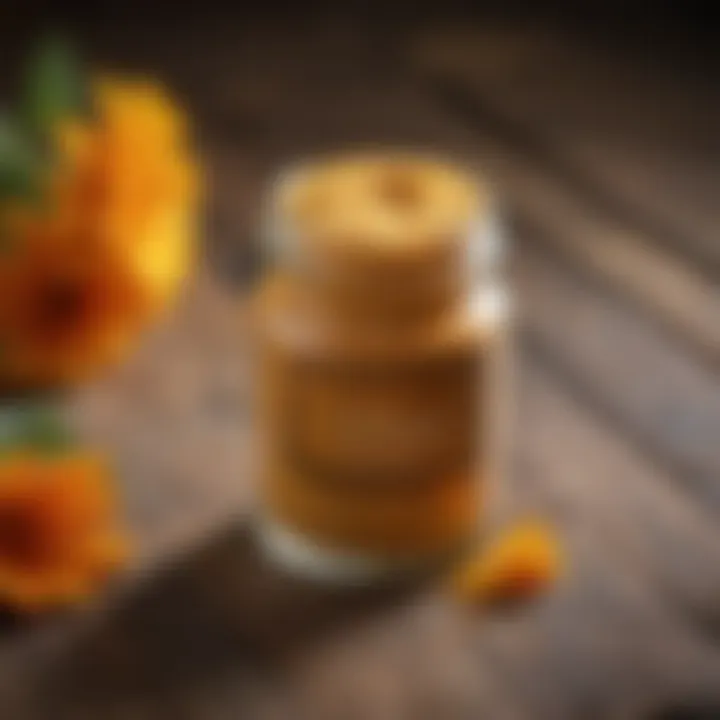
xmin=273 ymin=350 xmax=482 ymax=491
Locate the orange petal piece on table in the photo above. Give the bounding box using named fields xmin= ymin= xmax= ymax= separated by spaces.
xmin=451 ymin=520 xmax=562 ymax=606
xmin=0 ymin=452 xmax=128 ymax=613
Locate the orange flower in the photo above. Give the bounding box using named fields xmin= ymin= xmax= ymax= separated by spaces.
xmin=0 ymin=452 xmax=128 ymax=612
xmin=55 ymin=77 xmax=200 ymax=309
xmin=451 ymin=520 xmax=562 ymax=606
xmin=1 ymin=77 xmax=199 ymax=388
xmin=0 ymin=230 xmax=149 ymax=387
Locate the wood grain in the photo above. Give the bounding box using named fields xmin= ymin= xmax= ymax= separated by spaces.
xmin=517 ymin=247 xmax=720 ymax=513
xmin=412 ymin=19 xmax=720 ymax=274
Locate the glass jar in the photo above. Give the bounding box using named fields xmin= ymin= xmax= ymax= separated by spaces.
xmin=253 ymin=152 xmax=510 ymax=582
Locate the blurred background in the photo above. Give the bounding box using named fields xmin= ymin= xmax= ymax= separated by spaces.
xmin=2 ymin=2 xmax=720 ymax=719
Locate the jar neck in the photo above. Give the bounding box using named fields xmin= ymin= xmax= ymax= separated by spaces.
xmin=295 ymin=263 xmax=466 ymax=326
xmin=269 ymin=211 xmax=502 ymax=325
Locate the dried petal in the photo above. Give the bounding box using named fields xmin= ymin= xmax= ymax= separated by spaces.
xmin=451 ymin=520 xmax=562 ymax=607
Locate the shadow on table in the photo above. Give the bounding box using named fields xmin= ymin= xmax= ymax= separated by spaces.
xmin=30 ymin=519 xmax=424 ymax=715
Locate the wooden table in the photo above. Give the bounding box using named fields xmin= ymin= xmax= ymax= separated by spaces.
xmin=2 ymin=8 xmax=720 ymax=719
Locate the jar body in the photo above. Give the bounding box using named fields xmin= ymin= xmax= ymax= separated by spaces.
xmin=254 ymin=153 xmax=510 ymax=581
xmin=254 ymin=278 xmax=509 ymax=581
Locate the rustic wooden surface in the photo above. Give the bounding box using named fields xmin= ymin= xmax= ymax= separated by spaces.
xmin=2 ymin=8 xmax=720 ymax=719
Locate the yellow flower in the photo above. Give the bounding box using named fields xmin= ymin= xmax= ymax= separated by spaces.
xmin=451 ymin=520 xmax=562 ymax=606
xmin=0 ymin=452 xmax=128 ymax=612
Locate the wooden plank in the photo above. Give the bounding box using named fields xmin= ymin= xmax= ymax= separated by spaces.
xmin=510 ymin=208 xmax=720 ymax=367
xmin=516 ymin=355 xmax=720 ymax=637
xmin=411 ymin=20 xmax=720 ymax=275
xmin=471 ymin=355 xmax=720 ymax=719
xmin=516 ymin=245 xmax=720 ymax=514
xmin=403 ymin=102 xmax=720 ymax=365
xmin=399 ymin=28 xmax=720 ymax=365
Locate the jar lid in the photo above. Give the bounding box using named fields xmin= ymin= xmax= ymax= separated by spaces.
xmin=265 ymin=152 xmax=501 ymax=314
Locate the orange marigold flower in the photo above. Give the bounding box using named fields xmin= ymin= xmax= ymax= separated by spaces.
xmin=1 ymin=77 xmax=199 ymax=388
xmin=0 ymin=231 xmax=150 ymax=388
xmin=451 ymin=520 xmax=562 ymax=607
xmin=0 ymin=452 xmax=128 ymax=612
xmin=55 ymin=77 xmax=200 ymax=309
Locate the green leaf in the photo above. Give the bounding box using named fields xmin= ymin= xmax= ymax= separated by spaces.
xmin=0 ymin=403 xmax=76 ymax=456
xmin=0 ymin=113 xmax=44 ymax=204
xmin=23 ymin=34 xmax=84 ymax=140
xmin=21 ymin=407 xmax=75 ymax=454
